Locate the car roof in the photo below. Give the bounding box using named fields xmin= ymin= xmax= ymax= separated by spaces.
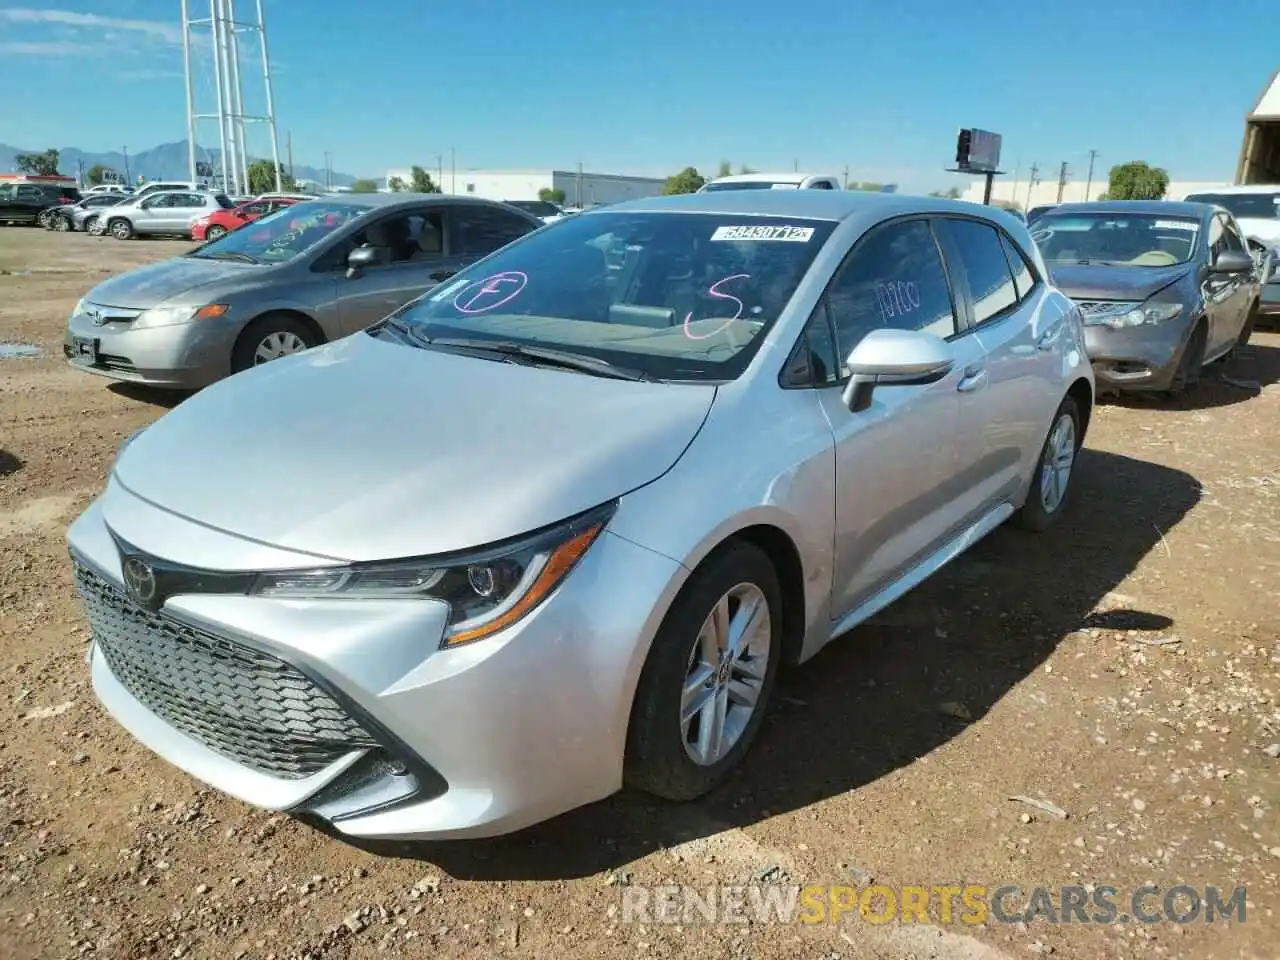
xmin=1049 ymin=199 xmax=1208 ymax=218
xmin=1182 ymin=184 xmax=1280 ymax=195
xmin=595 ymin=190 xmax=1004 ymax=222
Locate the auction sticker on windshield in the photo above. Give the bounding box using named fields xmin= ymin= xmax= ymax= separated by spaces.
xmin=711 ymin=225 xmax=815 ymax=242
xmin=1154 ymin=220 xmax=1197 ymax=230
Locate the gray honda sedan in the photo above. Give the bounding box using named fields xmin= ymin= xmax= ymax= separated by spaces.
xmin=63 ymin=194 xmax=543 ymax=388
xmin=68 ymin=191 xmax=1093 ymax=840
xmin=1033 ymin=200 xmax=1259 ymax=395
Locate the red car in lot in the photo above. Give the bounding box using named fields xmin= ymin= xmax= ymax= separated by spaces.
xmin=191 ymin=194 xmax=305 ymax=242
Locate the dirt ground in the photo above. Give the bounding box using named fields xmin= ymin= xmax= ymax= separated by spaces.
xmin=0 ymin=228 xmax=1277 ymax=960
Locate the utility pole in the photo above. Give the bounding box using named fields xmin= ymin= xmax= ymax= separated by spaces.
xmin=1025 ymin=162 xmax=1039 ymax=210
xmin=323 ymin=151 xmax=330 ymax=191
xmin=450 ymin=147 xmax=456 ymax=194
xmin=286 ymin=131 xmax=293 ymax=180
xmin=793 ymin=158 xmax=799 ymax=172
xmin=122 ymin=146 xmax=131 ymax=184
xmin=436 ymin=153 xmax=443 ymax=191
xmin=1084 ymin=149 xmax=1098 ymax=201
xmin=842 ymin=166 xmax=849 ymax=189
xmin=1056 ymin=161 xmax=1070 ymax=203
xmin=576 ymin=161 xmax=583 ymax=208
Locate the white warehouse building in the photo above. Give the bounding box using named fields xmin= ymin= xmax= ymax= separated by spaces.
xmin=384 ymin=168 xmax=665 ymax=207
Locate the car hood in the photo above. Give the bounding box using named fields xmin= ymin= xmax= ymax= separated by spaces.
xmin=1046 ymin=263 xmax=1192 ymax=301
xmin=111 ymin=332 xmax=717 ymax=562
xmin=85 ymin=256 xmax=258 ymax=309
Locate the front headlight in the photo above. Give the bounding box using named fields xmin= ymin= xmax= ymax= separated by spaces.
xmin=136 ymin=303 xmax=229 ymax=326
xmin=250 ymin=502 xmax=616 ymax=648
xmin=1081 ymin=299 xmax=1183 ymax=329
xmin=71 ymin=297 xmax=86 ymax=317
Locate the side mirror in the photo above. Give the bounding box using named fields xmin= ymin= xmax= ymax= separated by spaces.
xmin=1210 ymin=249 xmax=1254 ymax=274
xmin=346 ymin=245 xmax=379 ymax=278
xmin=840 ymin=328 xmax=956 ymax=413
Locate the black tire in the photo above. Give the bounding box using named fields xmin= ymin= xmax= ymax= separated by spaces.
xmin=108 ymin=218 xmax=133 ymax=240
xmin=1015 ymin=395 xmax=1081 ymax=533
xmin=38 ymin=210 xmax=53 ymax=229
xmin=206 ymin=225 xmax=228 ymax=242
xmin=83 ymin=215 xmax=99 ymax=235
xmin=231 ymin=313 xmax=320 ymax=373
xmin=53 ymin=215 xmax=70 ymax=232
xmin=1166 ymin=320 xmax=1207 ymax=396
xmin=624 ymin=540 xmax=783 ymax=801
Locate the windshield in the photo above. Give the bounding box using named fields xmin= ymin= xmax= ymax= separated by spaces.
xmin=701 ymin=180 xmax=802 ymax=192
xmin=190 ymin=200 xmax=371 ymax=262
xmin=1185 ymin=192 xmax=1280 ymax=220
xmin=391 ymin=211 xmax=835 ymax=381
xmin=507 ymin=200 xmax=561 ymax=217
xmin=1031 ymin=212 xmax=1201 ymax=266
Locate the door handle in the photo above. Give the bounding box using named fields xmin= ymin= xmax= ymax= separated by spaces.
xmin=430 ymin=270 xmax=456 ymax=282
xmin=957 ymin=367 xmax=988 ymax=393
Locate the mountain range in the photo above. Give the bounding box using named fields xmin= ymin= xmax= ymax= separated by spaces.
xmin=0 ymin=140 xmax=359 ymax=187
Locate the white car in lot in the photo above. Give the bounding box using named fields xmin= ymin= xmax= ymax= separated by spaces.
xmin=68 ymin=190 xmax=1092 ymax=841
xmin=699 ymin=172 xmax=843 ymax=192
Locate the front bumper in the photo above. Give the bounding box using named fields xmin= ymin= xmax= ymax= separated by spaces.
xmin=190 ymin=222 xmax=210 ymax=242
xmin=67 ymin=486 xmax=684 ymax=840
xmin=1082 ymin=318 xmax=1190 ymax=392
xmin=1258 ymin=282 xmax=1280 ymax=317
xmin=63 ymin=310 xmax=231 ymax=389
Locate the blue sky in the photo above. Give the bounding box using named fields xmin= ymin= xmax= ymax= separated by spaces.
xmin=1 ymin=0 xmax=1276 ymax=192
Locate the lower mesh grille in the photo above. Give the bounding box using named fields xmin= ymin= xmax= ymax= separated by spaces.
xmin=73 ymin=560 xmax=376 ymax=779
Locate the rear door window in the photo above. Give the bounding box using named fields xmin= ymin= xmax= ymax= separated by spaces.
xmin=938 ymin=218 xmax=1019 ymax=325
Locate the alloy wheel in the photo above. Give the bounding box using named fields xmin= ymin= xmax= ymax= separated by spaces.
xmin=681 ymin=582 xmax=772 ymax=767
xmin=1038 ymin=412 xmax=1076 ymax=514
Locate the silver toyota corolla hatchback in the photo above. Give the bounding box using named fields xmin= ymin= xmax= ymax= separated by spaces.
xmin=68 ymin=191 xmax=1094 ymax=841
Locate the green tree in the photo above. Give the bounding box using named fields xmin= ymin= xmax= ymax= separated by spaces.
xmin=409 ymin=165 xmax=439 ymax=193
xmin=246 ymin=159 xmax=296 ymax=194
xmin=86 ymin=163 xmax=108 ymax=186
xmin=662 ymin=166 xmax=706 ymax=195
xmin=350 ymin=179 xmax=379 ymax=194
xmin=717 ymin=159 xmax=732 ymax=178
xmin=738 ymin=164 xmax=755 ymax=175
xmin=15 ymin=149 xmax=60 ymax=176
xmin=387 ymin=176 xmax=406 ymax=192
xmin=538 ymin=187 xmax=566 ymax=204
xmin=1105 ymin=161 xmax=1169 ymax=200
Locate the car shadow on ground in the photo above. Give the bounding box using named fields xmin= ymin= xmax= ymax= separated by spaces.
xmin=1110 ymin=341 xmax=1280 ymax=412
xmin=306 ymin=448 xmax=1201 ymax=880
xmin=106 ymin=383 xmax=193 ymax=409
xmin=0 ymin=450 xmax=22 ymax=477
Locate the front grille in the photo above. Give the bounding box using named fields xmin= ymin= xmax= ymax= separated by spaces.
xmin=74 ymin=560 xmax=377 ymax=779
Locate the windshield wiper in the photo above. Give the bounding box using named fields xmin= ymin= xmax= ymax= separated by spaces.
xmin=425 ymin=337 xmax=655 ymax=381
xmin=189 ymin=250 xmax=261 ymax=264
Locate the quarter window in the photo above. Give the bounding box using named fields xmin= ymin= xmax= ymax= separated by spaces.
xmin=823 ymin=218 xmax=957 ymax=357
xmin=999 ymin=233 xmax=1035 ymax=301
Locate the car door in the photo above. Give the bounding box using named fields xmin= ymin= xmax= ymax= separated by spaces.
xmin=813 ymin=216 xmax=987 ymax=621
xmin=1204 ymin=213 xmax=1246 ymax=357
xmin=934 ymin=216 xmax=1060 ymax=520
xmin=1216 ymin=213 xmax=1255 ymax=351
xmin=330 ymin=206 xmax=458 ymax=333
xmin=132 ymin=193 xmax=173 ymax=234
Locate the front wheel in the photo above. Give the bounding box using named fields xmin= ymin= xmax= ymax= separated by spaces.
xmin=85 ymin=215 xmax=104 ymax=235
xmin=1015 ymin=396 xmax=1081 ymax=532
xmin=108 ymin=218 xmax=133 ymax=240
xmin=624 ymin=540 xmax=782 ymax=801
xmin=231 ymin=314 xmax=320 ymax=373
xmin=53 ymin=215 xmax=70 ymax=232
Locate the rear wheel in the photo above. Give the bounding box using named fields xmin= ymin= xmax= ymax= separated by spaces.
xmin=1166 ymin=321 xmax=1207 ymax=396
xmin=38 ymin=210 xmax=54 ymax=229
xmin=205 ymin=224 xmax=228 ymax=242
xmin=231 ymin=313 xmax=320 ymax=373
xmin=1015 ymin=396 xmax=1081 ymax=532
xmin=624 ymin=541 xmax=782 ymax=801
xmin=108 ymin=218 xmax=133 ymax=240
xmin=85 ymin=215 xmax=104 ymax=236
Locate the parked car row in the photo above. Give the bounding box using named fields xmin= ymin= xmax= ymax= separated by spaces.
xmin=57 ymin=187 xmax=1273 ymax=845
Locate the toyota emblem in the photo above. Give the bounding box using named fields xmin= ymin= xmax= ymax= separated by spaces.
xmin=122 ymin=556 xmax=157 ymax=605
xmin=90 ymin=308 xmax=105 ymax=327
